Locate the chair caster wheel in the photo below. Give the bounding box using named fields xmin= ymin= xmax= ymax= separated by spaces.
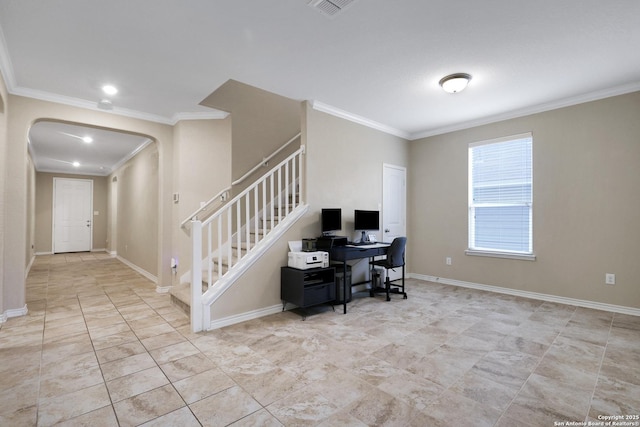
xmin=403 ymin=295 xmax=407 ymax=299
xmin=386 ymin=297 xmax=391 ymax=302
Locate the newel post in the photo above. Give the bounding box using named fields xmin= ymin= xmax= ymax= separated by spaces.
xmin=191 ymin=219 xmax=203 ymax=333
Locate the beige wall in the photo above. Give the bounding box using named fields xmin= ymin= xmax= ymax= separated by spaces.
xmin=111 ymin=143 xmax=159 ymax=277
xmin=3 ymin=94 xmax=174 ymax=314
xmin=200 ymin=80 xmax=301 ymax=187
xmin=409 ymin=91 xmax=640 ymax=309
xmin=304 ymin=103 xmax=410 ymax=282
xmin=26 ymin=154 xmax=36 ymax=265
xmin=304 ymin=103 xmax=410 ymax=238
xmin=34 ymin=172 xmax=108 ymax=254
xmin=172 ymin=118 xmax=232 ymax=283
xmin=0 ymin=73 xmax=7 ymax=316
xmin=4 ymin=93 xmax=28 ymax=313
xmin=210 ymin=102 xmax=411 ymax=320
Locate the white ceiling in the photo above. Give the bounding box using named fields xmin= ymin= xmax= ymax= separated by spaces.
xmin=28 ymin=121 xmax=151 ymax=176
xmin=2 ymin=0 xmax=640 ymax=174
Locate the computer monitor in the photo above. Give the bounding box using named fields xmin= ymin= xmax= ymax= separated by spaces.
xmin=354 ymin=210 xmax=380 ymax=231
xmin=354 ymin=210 xmax=379 ymax=242
xmin=321 ymin=208 xmax=342 ymax=235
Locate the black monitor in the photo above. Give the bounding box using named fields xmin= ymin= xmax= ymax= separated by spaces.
xmin=354 ymin=210 xmax=380 ymax=231
xmin=321 ymin=208 xmax=342 ymax=235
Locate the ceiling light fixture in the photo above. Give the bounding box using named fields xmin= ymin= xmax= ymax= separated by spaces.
xmin=102 ymin=85 xmax=118 ymax=95
xmin=82 ymin=136 xmax=93 ymax=143
xmin=439 ymin=73 xmax=472 ymax=93
xmin=72 ymin=161 xmax=80 ymax=167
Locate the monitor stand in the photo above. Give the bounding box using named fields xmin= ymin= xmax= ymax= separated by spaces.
xmin=361 ymin=230 xmax=367 ymax=243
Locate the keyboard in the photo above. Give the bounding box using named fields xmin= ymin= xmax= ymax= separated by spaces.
xmin=346 ymin=242 xmax=388 ymax=248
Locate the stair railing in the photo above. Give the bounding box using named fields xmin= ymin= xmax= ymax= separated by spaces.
xmin=181 ymin=132 xmax=301 ymax=230
xmin=190 ymin=144 xmax=305 ymax=331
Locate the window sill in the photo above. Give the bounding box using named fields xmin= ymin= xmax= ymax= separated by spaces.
xmin=465 ymin=249 xmax=536 ymax=261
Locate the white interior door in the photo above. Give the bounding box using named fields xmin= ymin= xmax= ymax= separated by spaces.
xmin=53 ymin=178 xmax=93 ymax=253
xmin=382 ymin=164 xmax=407 ymax=280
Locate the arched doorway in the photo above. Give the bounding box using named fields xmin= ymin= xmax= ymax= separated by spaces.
xmin=28 ymin=120 xmax=158 ymax=277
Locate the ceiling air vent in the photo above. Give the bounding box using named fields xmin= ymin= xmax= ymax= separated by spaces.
xmin=308 ymin=0 xmax=357 ymax=17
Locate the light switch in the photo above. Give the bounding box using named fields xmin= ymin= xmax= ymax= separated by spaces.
xmin=94 ymin=211 xmax=99 ymax=215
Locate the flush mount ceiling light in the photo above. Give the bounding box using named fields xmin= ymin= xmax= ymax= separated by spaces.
xmin=439 ymin=73 xmax=472 ymax=93
xmin=72 ymin=161 xmax=80 ymax=167
xmin=102 ymin=84 xmax=118 ymax=95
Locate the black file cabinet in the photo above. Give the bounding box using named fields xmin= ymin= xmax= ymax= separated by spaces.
xmin=281 ymin=266 xmax=336 ymax=311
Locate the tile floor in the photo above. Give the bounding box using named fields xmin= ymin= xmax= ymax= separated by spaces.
xmin=1 ymin=253 xmax=639 ymax=426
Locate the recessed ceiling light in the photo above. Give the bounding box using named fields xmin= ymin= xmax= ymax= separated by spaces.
xmin=439 ymin=73 xmax=472 ymax=93
xmin=102 ymin=85 xmax=118 ymax=95
xmin=72 ymin=161 xmax=80 ymax=167
xmin=82 ymin=136 xmax=93 ymax=143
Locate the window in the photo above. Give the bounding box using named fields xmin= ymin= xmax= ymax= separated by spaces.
xmin=467 ymin=133 xmax=534 ymax=259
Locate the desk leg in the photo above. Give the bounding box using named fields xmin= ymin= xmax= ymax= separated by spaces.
xmin=342 ymin=260 xmax=347 ymax=314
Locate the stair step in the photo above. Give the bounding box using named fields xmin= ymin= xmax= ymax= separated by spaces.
xmin=170 ymin=279 xmax=211 ymax=314
xmin=169 ymin=283 xmax=192 ymax=315
xmin=201 ymin=270 xmax=221 ymax=282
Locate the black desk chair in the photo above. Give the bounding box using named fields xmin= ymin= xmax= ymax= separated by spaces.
xmin=370 ymin=237 xmax=407 ymax=301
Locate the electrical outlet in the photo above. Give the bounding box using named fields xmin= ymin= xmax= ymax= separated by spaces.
xmin=446 ymin=257 xmax=452 ymax=265
xmin=605 ymin=273 xmax=615 ymax=285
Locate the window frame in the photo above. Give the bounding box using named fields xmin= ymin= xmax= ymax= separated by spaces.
xmin=466 ymin=132 xmax=536 ymax=261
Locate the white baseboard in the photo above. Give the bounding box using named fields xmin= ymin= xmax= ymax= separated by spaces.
xmin=410 ymin=273 xmax=640 ymax=317
xmin=208 ymin=304 xmax=283 ymax=330
xmin=35 ymin=251 xmax=53 ymax=256
xmin=1 ymin=304 xmax=29 ymax=323
xmin=109 ymin=251 xmax=117 ymax=257
xmin=156 ymin=285 xmax=172 ymax=294
xmin=91 ymin=248 xmax=107 ymax=253
xmin=115 ymin=256 xmax=158 ymax=284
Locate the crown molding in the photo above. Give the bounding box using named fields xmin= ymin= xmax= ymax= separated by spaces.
xmin=7 ymin=83 xmax=227 ymax=126
xmin=172 ymin=110 xmax=229 ymax=122
xmin=110 ymin=138 xmax=154 ymax=173
xmin=311 ymin=100 xmax=411 ymax=140
xmin=0 ymin=25 xmax=16 ymax=90
xmin=31 ymin=167 xmax=110 ymax=177
xmin=11 ymin=86 xmax=179 ymax=123
xmin=409 ymin=81 xmax=640 ymax=140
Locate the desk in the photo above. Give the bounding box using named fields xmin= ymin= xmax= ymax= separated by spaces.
xmin=329 ymin=243 xmax=390 ymax=314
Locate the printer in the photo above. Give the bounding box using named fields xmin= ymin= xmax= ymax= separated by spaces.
xmin=288 ymin=251 xmax=329 ymax=270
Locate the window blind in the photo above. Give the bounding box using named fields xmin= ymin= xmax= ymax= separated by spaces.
xmin=469 ymin=133 xmax=533 ymax=254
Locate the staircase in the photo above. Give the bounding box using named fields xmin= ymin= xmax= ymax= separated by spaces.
xmin=170 ymin=198 xmax=294 ymax=314
xmin=173 ymin=139 xmax=307 ymax=332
